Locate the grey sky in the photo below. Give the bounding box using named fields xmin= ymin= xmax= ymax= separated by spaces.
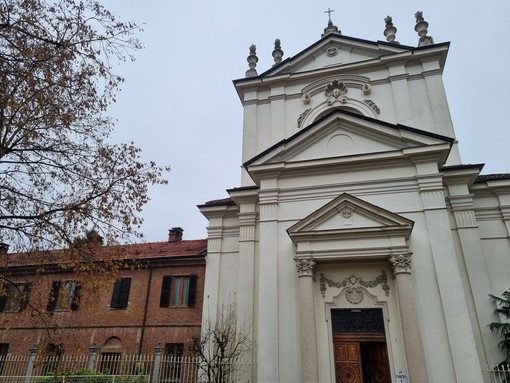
xmin=102 ymin=1 xmax=510 ymax=242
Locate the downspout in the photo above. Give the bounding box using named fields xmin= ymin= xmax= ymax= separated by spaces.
xmin=138 ymin=264 xmax=153 ymax=355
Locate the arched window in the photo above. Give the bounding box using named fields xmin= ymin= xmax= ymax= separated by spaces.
xmin=100 ymin=337 xmax=122 ymax=374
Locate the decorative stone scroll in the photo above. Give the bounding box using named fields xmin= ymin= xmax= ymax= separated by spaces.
xmin=389 ymin=253 xmax=412 ymax=274
xmin=363 ymin=99 xmax=381 ymax=114
xmin=297 ymin=107 xmax=311 ymax=128
xmin=295 ymin=258 xmax=316 ymax=277
xmin=319 ymin=272 xmax=389 ymax=299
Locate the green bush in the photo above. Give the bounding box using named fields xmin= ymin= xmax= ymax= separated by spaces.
xmin=36 ymin=369 xmax=149 ymax=383
xmin=36 ymin=369 xmax=112 ymax=383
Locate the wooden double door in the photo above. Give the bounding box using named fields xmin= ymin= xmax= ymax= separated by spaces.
xmin=333 ymin=334 xmax=391 ymax=383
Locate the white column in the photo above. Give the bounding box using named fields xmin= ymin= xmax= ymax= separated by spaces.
xmin=295 ymin=258 xmax=319 ymax=383
xmin=389 ymin=253 xmax=429 ymax=383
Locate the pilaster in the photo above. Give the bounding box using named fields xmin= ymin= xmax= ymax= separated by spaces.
xmin=257 ymin=187 xmax=280 ymax=382
xmin=448 ymin=192 xmax=496 ymax=364
xmin=389 ymin=253 xmax=429 ymax=383
xmin=387 ymin=62 xmax=413 ymax=126
xmin=416 ymin=173 xmax=485 ymax=382
xmin=295 ymin=258 xmax=319 ymax=383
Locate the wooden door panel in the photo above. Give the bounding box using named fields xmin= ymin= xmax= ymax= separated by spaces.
xmin=364 ymin=342 xmax=391 ymax=383
xmin=334 ymin=341 xmax=363 ymax=383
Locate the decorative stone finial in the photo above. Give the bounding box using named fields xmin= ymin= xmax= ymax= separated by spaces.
xmin=272 ymin=38 xmax=284 ymax=65
xmin=415 ymin=11 xmax=434 ymax=46
xmin=383 ymin=15 xmax=399 ymax=44
xmin=322 ymin=8 xmax=340 ymax=37
xmin=245 ymin=44 xmax=258 ymax=78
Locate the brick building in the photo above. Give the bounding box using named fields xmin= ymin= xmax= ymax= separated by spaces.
xmin=0 ymin=227 xmax=206 ymax=361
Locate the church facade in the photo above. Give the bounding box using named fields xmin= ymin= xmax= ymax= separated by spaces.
xmin=199 ymin=13 xmax=510 ymax=383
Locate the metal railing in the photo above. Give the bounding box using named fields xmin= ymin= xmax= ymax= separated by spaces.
xmin=483 ymin=363 xmax=510 ymax=383
xmin=0 ymin=352 xmax=252 ymax=383
xmin=0 ymin=375 xmax=150 ymax=383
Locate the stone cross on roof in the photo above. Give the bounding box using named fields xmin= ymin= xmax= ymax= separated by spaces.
xmin=324 ymin=8 xmax=335 ymax=24
xmin=322 ymin=8 xmax=340 ymax=36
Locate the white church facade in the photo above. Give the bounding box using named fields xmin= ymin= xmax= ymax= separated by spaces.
xmin=198 ymin=13 xmax=510 ymax=383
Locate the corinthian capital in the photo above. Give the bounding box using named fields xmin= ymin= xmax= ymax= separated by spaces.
xmin=295 ymin=258 xmax=316 ymax=277
xmin=389 ymin=253 xmax=413 ymax=275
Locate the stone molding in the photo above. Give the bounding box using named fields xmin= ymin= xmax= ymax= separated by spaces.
xmin=389 ymin=253 xmax=412 ymax=275
xmin=259 ymin=204 xmax=277 ymax=221
xmin=208 ymin=238 xmax=221 ymax=253
xmin=453 ymin=210 xmax=477 ymax=228
xmin=295 ymin=258 xmax=316 ymax=277
xmin=239 ymin=226 xmax=255 ymax=241
xmin=420 ymin=190 xmax=446 ymax=210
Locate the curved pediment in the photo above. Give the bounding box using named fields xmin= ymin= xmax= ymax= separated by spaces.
xmin=244 ymin=109 xmax=453 ymax=182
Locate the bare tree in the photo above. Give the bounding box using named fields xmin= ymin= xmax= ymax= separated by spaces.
xmin=0 ymin=0 xmax=169 ymax=253
xmin=0 ymin=0 xmax=168 ymax=336
xmin=189 ymin=298 xmax=252 ymax=383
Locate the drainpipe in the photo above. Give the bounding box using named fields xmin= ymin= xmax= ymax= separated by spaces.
xmin=138 ymin=264 xmax=153 ymax=355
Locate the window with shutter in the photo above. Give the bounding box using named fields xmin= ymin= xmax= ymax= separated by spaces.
xmin=47 ymin=281 xmax=80 ymax=311
xmin=47 ymin=281 xmax=61 ymax=311
xmin=162 ymin=275 xmax=198 ymax=307
xmin=110 ymin=278 xmax=131 ymax=309
xmin=0 ymin=282 xmax=31 ymax=312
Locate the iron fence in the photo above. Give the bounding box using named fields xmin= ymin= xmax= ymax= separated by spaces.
xmin=0 ymin=352 xmax=252 ymax=383
xmin=484 ymin=363 xmax=510 ymax=383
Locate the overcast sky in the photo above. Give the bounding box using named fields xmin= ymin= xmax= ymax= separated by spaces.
xmin=101 ymin=1 xmax=510 ymax=242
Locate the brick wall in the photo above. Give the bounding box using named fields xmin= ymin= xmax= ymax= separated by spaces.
xmin=0 ymin=244 xmax=206 ymax=357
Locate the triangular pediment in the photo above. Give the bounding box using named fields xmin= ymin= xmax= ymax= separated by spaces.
xmin=260 ymin=34 xmax=415 ymax=78
xmin=288 ymin=193 xmax=413 ymax=240
xmin=245 ymin=109 xmax=453 ymax=170
xmin=287 ymin=193 xmax=414 ymax=260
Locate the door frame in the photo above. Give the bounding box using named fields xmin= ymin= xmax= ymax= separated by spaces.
xmin=325 ymin=302 xmax=396 ymax=383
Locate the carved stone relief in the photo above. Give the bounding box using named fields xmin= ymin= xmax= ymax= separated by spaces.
xmin=363 ymin=99 xmax=381 ymax=114
xmin=325 ymin=80 xmax=348 ymax=105
xmin=389 ymin=253 xmax=412 ymax=275
xmin=295 ymin=258 xmax=316 ymax=277
xmin=326 ymin=45 xmax=338 ymax=57
xmin=297 ymin=108 xmax=312 ymax=128
xmin=319 ymin=272 xmax=390 ymax=300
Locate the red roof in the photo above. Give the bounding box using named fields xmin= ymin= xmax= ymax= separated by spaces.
xmin=119 ymin=239 xmax=208 ymax=259
xmin=3 ymin=239 xmax=208 ymax=268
